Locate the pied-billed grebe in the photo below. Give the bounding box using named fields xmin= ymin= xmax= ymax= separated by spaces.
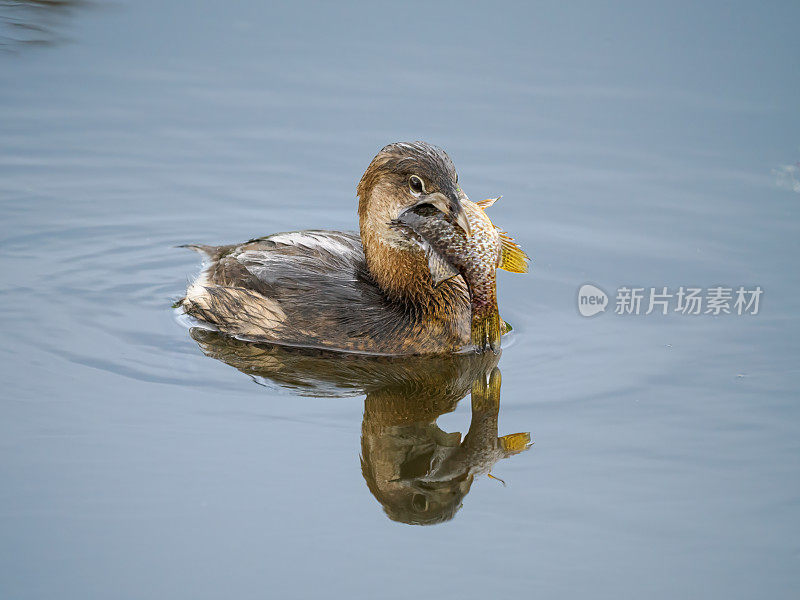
xmin=180 ymin=141 xmax=518 ymax=355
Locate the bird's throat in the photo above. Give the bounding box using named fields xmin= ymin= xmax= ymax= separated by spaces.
xmin=363 ymin=234 xmax=467 ymax=315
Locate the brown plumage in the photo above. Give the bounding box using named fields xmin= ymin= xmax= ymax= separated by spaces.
xmin=180 ymin=141 xmax=504 ymax=355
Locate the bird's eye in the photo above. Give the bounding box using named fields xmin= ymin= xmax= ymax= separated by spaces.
xmin=408 ymin=175 xmax=424 ymax=195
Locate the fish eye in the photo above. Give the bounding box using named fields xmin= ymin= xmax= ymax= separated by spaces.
xmin=408 ymin=175 xmax=425 ymax=195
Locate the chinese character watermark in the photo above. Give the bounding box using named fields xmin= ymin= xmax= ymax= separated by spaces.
xmin=578 ymin=285 xmax=762 ymax=317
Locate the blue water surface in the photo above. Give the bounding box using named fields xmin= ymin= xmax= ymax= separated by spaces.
xmin=1 ymin=1 xmax=798 ymax=598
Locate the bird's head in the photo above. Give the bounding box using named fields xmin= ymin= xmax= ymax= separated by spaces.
xmin=356 ymin=141 xmax=472 ymax=303
xmin=357 ymin=141 xmax=471 ymax=247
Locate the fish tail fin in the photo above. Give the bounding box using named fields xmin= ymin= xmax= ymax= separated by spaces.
xmin=471 ymin=366 xmax=502 ymax=402
xmin=499 ymin=432 xmax=532 ymax=454
xmin=471 ymin=308 xmax=502 ymax=354
xmin=497 ymin=231 xmax=530 ymax=273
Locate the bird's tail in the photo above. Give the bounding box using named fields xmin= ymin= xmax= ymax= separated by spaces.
xmin=176 ymin=244 xmax=217 ymax=260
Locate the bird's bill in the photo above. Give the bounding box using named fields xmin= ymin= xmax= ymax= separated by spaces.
xmin=409 ymin=192 xmax=472 ymax=237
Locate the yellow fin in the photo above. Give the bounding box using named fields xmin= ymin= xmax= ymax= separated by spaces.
xmin=497 ymin=231 xmax=530 ymax=273
xmin=476 ymin=196 xmax=501 ymax=210
xmin=471 ymin=366 xmax=501 ymax=401
xmin=499 ymin=432 xmax=532 ymax=453
xmin=471 ymin=311 xmax=502 ymax=354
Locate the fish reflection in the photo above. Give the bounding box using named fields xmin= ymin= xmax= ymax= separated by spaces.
xmin=190 ymin=329 xmax=532 ymax=525
xmin=362 ymin=364 xmax=531 ymax=525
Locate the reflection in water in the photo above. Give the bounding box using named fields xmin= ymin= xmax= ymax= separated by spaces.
xmin=191 ymin=329 xmax=532 ymax=525
xmin=362 ymin=366 xmax=531 ymax=525
xmin=0 ymin=0 xmax=87 ymax=50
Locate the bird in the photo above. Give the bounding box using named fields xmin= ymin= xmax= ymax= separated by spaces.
xmin=179 ymin=141 xmax=503 ymax=356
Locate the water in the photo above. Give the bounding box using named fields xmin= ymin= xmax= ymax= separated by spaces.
xmin=1 ymin=1 xmax=799 ymax=598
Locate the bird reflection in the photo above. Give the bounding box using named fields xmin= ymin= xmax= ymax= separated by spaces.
xmin=190 ymin=328 xmax=532 ymax=525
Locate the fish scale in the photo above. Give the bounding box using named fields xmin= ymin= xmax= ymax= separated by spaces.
xmin=393 ymin=198 xmax=529 ymax=353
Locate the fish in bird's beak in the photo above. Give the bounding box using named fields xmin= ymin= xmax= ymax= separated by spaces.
xmin=406 ymin=192 xmax=472 ymax=237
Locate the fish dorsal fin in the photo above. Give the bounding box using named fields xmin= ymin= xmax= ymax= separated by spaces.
xmin=427 ymin=250 xmax=459 ymax=286
xmin=476 ymin=196 xmax=501 ymax=210
xmin=497 ymin=231 xmax=530 ymax=273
